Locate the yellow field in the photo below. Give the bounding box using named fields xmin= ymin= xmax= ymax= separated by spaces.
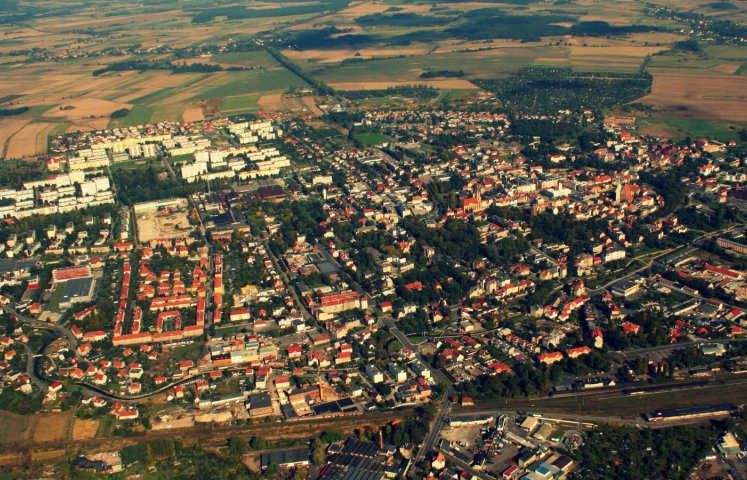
xmin=5 ymin=122 xmax=58 ymax=160
xmin=642 ymin=68 xmax=747 ymax=122
xmin=71 ymin=418 xmax=100 ymax=441
xmin=31 ymin=412 xmax=71 ymax=443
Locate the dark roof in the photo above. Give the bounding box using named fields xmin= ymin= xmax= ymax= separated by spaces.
xmin=552 ymin=455 xmax=573 ymax=470
xmin=72 ymin=456 xmax=108 ymax=472
xmin=312 ymin=397 xmax=358 ymax=416
xmin=644 ymin=403 xmax=736 ymax=421
xmin=248 ymin=391 xmax=272 ymax=409
xmin=258 ymin=185 xmax=286 ymax=199
xmin=339 ymin=438 xmax=380 ymax=458
xmin=260 ymin=447 xmax=309 ymax=468
xmin=320 ymin=438 xmax=398 ymax=480
xmin=61 ymin=276 xmax=94 ymax=303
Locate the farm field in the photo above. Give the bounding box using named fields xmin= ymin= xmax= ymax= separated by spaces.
xmin=0 ymin=410 xmax=32 ymax=444
xmin=0 ymin=55 xmax=309 ymax=157
xmin=640 ymin=68 xmax=747 ymax=122
xmin=0 ymin=0 xmax=746 ymax=157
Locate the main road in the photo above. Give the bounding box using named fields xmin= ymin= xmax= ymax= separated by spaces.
xmin=0 ymin=304 xmax=79 ymax=351
xmin=313 ymin=243 xmax=455 ymax=468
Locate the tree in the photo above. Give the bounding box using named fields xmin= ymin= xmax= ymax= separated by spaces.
xmin=293 ymin=466 xmax=308 ymax=480
xmin=228 ymin=436 xmax=247 ymax=458
xmin=311 ymin=438 xmax=326 ymax=466
xmin=249 ymin=436 xmax=267 ymax=450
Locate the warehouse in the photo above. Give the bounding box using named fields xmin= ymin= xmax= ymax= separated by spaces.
xmin=644 ymin=404 xmax=737 ymax=422
xmin=260 ymin=447 xmax=309 ymax=470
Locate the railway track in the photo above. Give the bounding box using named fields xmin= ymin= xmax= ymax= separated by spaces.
xmin=0 ymin=410 xmax=407 ymax=455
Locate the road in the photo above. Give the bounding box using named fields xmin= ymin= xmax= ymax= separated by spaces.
xmin=586 ymin=248 xmax=675 ymax=295
xmin=18 ymin=342 xmax=46 ymax=390
xmin=261 ymin=239 xmax=313 ymax=322
xmin=1 ymin=304 xmax=78 ymax=352
xmin=586 ymin=224 xmax=739 ymax=295
xmin=312 ymin=244 xmax=454 ymax=468
xmin=379 ymin=311 xmax=454 ymax=469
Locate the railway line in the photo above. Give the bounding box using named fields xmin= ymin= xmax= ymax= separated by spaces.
xmin=0 ymin=410 xmax=407 ymax=456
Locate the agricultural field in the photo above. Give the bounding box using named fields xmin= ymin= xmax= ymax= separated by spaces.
xmin=1 ymin=0 xmax=746 ymax=158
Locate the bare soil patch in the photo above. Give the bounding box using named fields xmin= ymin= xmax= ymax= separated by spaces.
xmin=136 ymin=201 xmax=193 ymax=244
xmin=71 ymin=418 xmax=100 ymax=441
xmin=284 ymin=45 xmax=432 ymax=64
xmin=258 ymin=93 xmax=285 ymax=111
xmin=0 ymin=117 xmax=31 ymax=160
xmin=712 ymin=61 xmax=743 ymax=75
xmin=301 ymin=96 xmax=324 ymax=116
xmin=183 ymin=106 xmax=205 ymax=122
xmin=42 ymin=98 xmax=131 ymax=123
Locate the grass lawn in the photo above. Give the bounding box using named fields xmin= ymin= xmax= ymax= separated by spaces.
xmin=0 ymin=473 xmax=25 ymax=480
xmin=353 ymin=131 xmax=392 ymax=146
xmin=47 ymin=283 xmax=66 ymax=313
xmin=49 ymin=121 xmax=72 ymax=137
xmin=151 ymin=104 xmax=186 ymax=123
xmin=130 ymin=73 xmax=211 ymax=106
xmin=0 ymin=410 xmax=30 ymax=444
xmin=96 ymin=414 xmax=116 ymax=437
xmin=169 ymin=342 xmax=203 ymax=363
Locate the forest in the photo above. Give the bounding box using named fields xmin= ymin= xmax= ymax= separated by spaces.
xmin=476 ymin=68 xmax=652 ymax=115
xmin=342 ymin=86 xmax=439 ymax=101
xmin=93 ymin=59 xmax=227 ymax=76
xmin=112 ymin=164 xmax=201 ymax=206
xmin=188 ymin=0 xmax=350 ymax=24
xmin=355 ymin=12 xmax=454 ymax=27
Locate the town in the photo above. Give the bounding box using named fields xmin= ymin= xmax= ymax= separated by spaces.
xmin=0 ymin=93 xmax=746 ymax=479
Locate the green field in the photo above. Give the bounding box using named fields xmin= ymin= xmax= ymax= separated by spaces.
xmin=310 ymin=48 xmax=550 ymax=84
xmin=109 ymin=105 xmax=156 ymax=128
xmin=636 ymin=111 xmax=747 ymax=142
xmin=210 ymin=50 xmax=280 ymax=68
xmin=192 ymin=69 xmax=307 ymax=99
xmin=220 ymin=93 xmax=262 ymax=114
xmin=663 ymin=117 xmax=746 ymax=142
xmin=353 ymin=132 xmax=392 ymax=146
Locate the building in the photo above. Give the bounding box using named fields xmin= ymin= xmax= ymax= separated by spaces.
xmin=319 ymin=291 xmax=367 ymax=314
xmin=366 ymin=365 xmax=384 ymax=384
xmin=260 ymin=447 xmax=310 ymax=470
xmin=247 ymin=392 xmax=273 ymax=417
xmin=319 ymin=438 xmax=400 ymax=480
xmin=717 ymin=237 xmax=747 ymax=255
xmin=644 ymin=404 xmax=737 ymax=422
xmin=59 ymin=277 xmax=96 ymax=309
